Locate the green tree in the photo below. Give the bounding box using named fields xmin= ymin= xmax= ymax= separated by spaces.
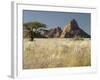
xmin=23 ymin=21 xmax=46 ymax=41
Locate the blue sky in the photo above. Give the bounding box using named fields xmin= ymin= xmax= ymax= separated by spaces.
xmin=23 ymin=10 xmax=91 ymax=35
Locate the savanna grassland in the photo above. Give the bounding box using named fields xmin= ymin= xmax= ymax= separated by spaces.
xmin=23 ymin=38 xmax=91 ymax=69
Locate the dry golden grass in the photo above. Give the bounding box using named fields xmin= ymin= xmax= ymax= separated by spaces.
xmin=23 ymin=38 xmax=91 ymax=69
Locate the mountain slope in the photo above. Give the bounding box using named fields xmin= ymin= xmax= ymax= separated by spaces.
xmin=42 ymin=26 xmax=62 ymax=38
xmin=60 ymin=19 xmax=90 ymax=38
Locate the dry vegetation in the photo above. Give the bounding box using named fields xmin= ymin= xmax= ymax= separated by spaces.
xmin=23 ymin=38 xmax=91 ymax=69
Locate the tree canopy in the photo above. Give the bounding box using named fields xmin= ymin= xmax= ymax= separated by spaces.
xmin=23 ymin=21 xmax=46 ymax=31
xmin=23 ymin=21 xmax=47 ymax=41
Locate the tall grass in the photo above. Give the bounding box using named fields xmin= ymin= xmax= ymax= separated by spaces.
xmin=23 ymin=38 xmax=91 ymax=69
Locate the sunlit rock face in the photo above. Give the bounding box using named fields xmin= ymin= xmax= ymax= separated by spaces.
xmin=60 ymin=19 xmax=90 ymax=38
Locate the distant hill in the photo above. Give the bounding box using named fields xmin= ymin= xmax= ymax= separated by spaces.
xmin=42 ymin=26 xmax=62 ymax=38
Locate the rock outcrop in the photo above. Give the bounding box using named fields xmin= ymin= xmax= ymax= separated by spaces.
xmin=43 ymin=26 xmax=62 ymax=38
xmin=60 ymin=19 xmax=90 ymax=38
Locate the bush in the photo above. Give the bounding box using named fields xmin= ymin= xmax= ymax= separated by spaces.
xmin=73 ymin=36 xmax=84 ymax=40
